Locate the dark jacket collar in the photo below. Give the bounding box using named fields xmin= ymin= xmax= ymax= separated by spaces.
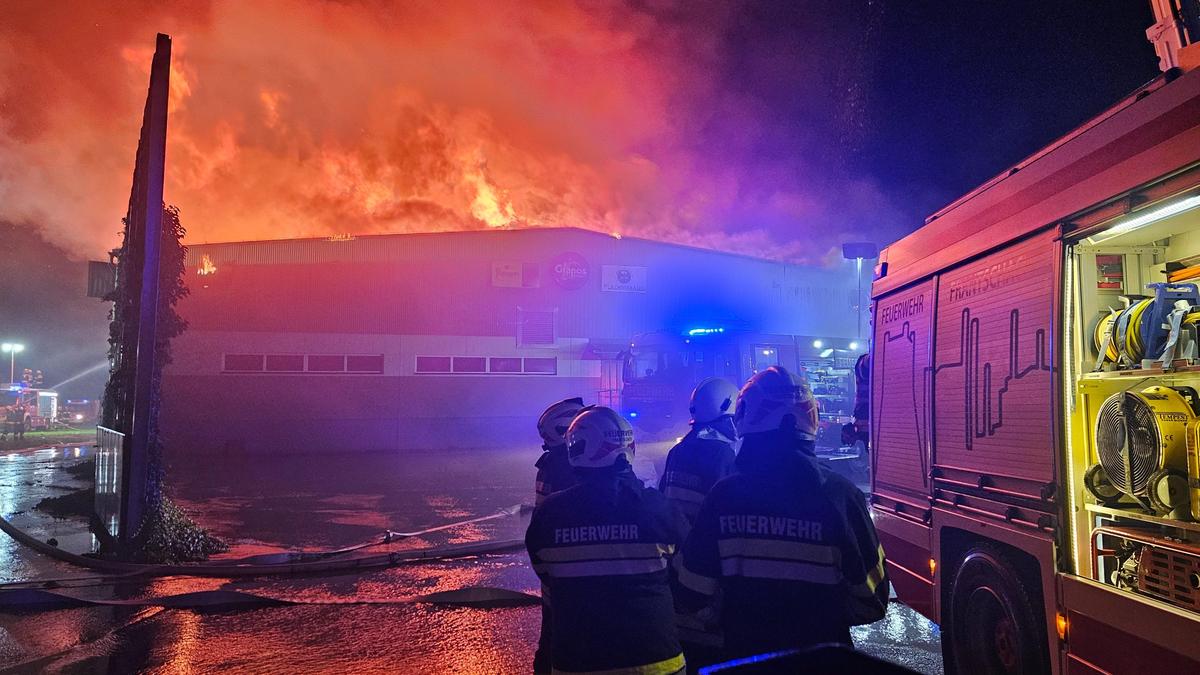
xmin=735 ymin=431 xmax=820 ymax=480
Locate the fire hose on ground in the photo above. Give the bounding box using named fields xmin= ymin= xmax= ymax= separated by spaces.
xmin=0 ymin=502 xmax=540 ymax=610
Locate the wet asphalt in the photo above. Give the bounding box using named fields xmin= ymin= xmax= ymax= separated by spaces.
xmin=0 ymin=442 xmax=942 ymax=674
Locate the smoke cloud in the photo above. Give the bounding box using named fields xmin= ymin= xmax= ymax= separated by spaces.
xmin=0 ymin=0 xmax=900 ymax=263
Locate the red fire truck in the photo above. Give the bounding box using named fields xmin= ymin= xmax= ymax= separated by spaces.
xmin=618 ymin=328 xmax=859 ymax=438
xmin=870 ymin=37 xmax=1200 ymax=675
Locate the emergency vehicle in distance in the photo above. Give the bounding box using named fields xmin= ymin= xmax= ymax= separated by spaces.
xmin=618 ymin=328 xmax=859 ymax=441
xmin=2 ymin=385 xmax=59 ymax=431
xmin=868 ymin=17 xmax=1200 ymax=674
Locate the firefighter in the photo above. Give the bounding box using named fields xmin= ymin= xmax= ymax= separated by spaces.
xmin=18 ymin=405 xmax=29 ymax=439
xmin=659 ymin=378 xmax=739 ymax=672
xmin=531 ymin=396 xmax=587 ymax=673
xmin=0 ymin=406 xmax=9 ymax=441
xmin=841 ymin=353 xmax=871 ymax=446
xmin=659 ymin=377 xmax=739 ymax=528
xmin=5 ymin=405 xmax=22 ymax=441
xmin=535 ymin=397 xmax=586 ymax=507
xmin=673 ymin=366 xmax=889 ymax=663
xmin=526 ymin=406 xmax=688 ymax=675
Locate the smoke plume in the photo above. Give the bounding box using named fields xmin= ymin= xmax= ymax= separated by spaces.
xmin=0 ymin=0 xmax=898 ymax=263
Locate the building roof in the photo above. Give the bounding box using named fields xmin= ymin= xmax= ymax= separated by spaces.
xmin=184 ymin=226 xmax=799 ymax=270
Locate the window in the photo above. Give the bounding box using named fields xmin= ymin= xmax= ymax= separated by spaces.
xmin=490 ymin=357 xmax=522 ymax=373
xmin=224 ymin=354 xmax=264 ymax=372
xmin=453 ymin=357 xmax=487 ymax=373
xmin=415 ymin=356 xmax=452 ymax=373
xmin=523 ymin=357 xmax=557 ymax=374
xmin=265 ymin=355 xmax=305 ymax=372
xmin=518 ymin=309 xmax=556 ymax=346
xmin=346 ymin=355 xmax=384 ymax=373
xmin=307 ymin=355 xmax=346 ymax=372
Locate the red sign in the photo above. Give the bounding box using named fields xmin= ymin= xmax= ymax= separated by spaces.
xmin=551 ymin=252 xmax=590 ymax=290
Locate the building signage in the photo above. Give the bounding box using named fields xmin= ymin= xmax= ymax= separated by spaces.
xmin=551 ymin=252 xmax=590 ymax=290
xmin=493 ymin=262 xmax=522 ymax=288
xmin=492 ymin=261 xmax=539 ymax=288
xmin=601 ymin=265 xmax=647 ymax=293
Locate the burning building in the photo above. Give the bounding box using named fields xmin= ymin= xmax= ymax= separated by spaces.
xmin=163 ymin=227 xmax=864 ymax=452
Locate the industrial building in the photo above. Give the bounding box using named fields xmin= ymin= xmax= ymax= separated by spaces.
xmin=162 ymin=227 xmax=864 ymax=452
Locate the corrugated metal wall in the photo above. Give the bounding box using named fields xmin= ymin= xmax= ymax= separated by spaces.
xmin=181 ymin=228 xmax=861 ymax=341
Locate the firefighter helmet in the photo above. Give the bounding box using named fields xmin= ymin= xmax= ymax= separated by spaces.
xmin=567 ymin=406 xmax=636 ymax=469
xmin=538 ymin=397 xmax=586 ymax=447
xmin=690 ymin=377 xmax=739 ymax=425
xmin=734 ymin=366 xmax=819 ymax=440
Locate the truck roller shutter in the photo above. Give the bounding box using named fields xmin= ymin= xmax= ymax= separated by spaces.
xmin=872 ymin=279 xmax=936 ymax=505
xmin=932 ymin=230 xmax=1056 ymax=488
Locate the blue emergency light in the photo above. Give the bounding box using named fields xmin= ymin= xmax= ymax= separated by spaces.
xmin=686 ymin=327 xmax=725 ymax=336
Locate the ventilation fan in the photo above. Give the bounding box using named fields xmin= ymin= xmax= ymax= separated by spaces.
xmin=1088 ymin=385 xmax=1198 ymax=515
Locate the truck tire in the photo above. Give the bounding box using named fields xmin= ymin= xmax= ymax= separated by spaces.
xmin=943 ymin=544 xmax=1048 ymax=675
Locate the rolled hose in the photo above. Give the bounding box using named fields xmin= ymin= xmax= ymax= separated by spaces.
xmin=0 ymin=503 xmax=530 ymax=579
xmin=1094 ymin=300 xmax=1156 ymax=364
xmin=1093 ymin=312 xmax=1119 ymax=363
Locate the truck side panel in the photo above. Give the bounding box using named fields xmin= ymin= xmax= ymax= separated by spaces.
xmin=933 ymin=230 xmax=1056 ymax=487
xmin=871 ymin=279 xmax=936 ymax=501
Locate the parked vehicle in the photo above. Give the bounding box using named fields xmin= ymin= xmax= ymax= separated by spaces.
xmin=618 ymin=328 xmax=859 ymax=436
xmin=2 ymin=385 xmax=59 ymax=431
xmin=868 ymin=54 xmax=1200 ymax=673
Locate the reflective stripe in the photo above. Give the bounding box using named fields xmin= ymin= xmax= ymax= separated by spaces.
xmin=663 ymin=485 xmax=707 ymax=504
xmin=851 ymin=545 xmax=888 ymax=596
xmin=673 ymin=555 xmax=719 ymax=595
xmin=553 ymin=652 xmax=685 ymax=675
xmin=717 ymin=538 xmax=840 ymax=565
xmin=720 ymin=557 xmax=842 ymax=584
xmin=537 ymin=543 xmax=674 ymax=563
xmin=534 ymin=557 xmax=668 ymax=578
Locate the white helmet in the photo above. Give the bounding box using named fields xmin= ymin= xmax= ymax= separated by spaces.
xmin=566 ymin=406 xmax=636 ymax=469
xmin=690 ymin=377 xmax=739 ymax=425
xmin=734 ymin=366 xmax=819 ymax=440
xmin=538 ymin=397 xmax=585 ymax=447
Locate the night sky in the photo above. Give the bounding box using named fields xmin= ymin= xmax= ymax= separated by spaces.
xmin=0 ymin=0 xmax=1164 ymax=397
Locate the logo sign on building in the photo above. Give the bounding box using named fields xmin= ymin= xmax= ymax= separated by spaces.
xmin=492 ymin=261 xmax=540 ymax=288
xmin=550 ymin=252 xmax=590 ymax=290
xmin=601 ymin=265 xmax=647 ymax=293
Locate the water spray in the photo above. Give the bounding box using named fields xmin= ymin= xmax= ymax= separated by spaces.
xmin=48 ymin=361 xmax=109 ymax=391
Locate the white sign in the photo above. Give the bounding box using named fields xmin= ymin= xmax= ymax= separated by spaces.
xmin=601 ymin=265 xmax=647 ymax=293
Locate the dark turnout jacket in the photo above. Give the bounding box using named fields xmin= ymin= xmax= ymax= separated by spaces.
xmin=672 ymin=434 xmax=889 ymax=659
xmin=535 ymin=444 xmax=577 ymax=506
xmin=657 ymin=427 xmax=737 ymax=527
xmin=526 ymin=467 xmax=689 ymax=674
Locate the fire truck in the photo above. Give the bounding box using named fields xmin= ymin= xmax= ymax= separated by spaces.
xmin=869 ymin=16 xmax=1200 ymax=674
xmin=2 ymin=385 xmax=59 ymax=431
xmin=619 ymin=328 xmax=859 ymax=440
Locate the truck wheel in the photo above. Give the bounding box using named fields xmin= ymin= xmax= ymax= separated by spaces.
xmin=944 ymin=545 xmax=1048 ymax=675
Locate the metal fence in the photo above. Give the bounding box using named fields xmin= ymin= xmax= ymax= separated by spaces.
xmin=95 ymin=426 xmax=124 ymax=539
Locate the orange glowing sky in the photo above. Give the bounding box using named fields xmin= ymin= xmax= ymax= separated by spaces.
xmin=0 ymin=0 xmax=909 ymax=264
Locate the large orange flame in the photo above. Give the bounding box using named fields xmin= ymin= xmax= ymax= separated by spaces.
xmin=0 ymin=1 xmax=897 ymax=264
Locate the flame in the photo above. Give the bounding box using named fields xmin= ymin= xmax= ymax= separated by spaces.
xmin=197 ymin=254 xmax=217 ymax=276
xmin=0 ymin=1 xmax=899 ymax=264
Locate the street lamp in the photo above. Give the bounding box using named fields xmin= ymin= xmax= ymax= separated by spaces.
xmin=2 ymin=343 xmax=25 ymax=385
xmin=841 ymin=243 xmax=879 ymax=342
